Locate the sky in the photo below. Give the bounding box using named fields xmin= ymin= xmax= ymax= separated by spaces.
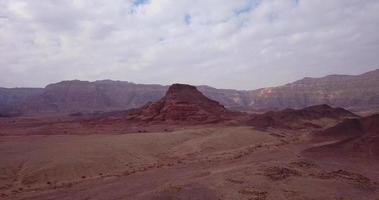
xmin=0 ymin=0 xmax=378 ymax=89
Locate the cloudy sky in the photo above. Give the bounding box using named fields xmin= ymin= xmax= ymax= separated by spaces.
xmin=0 ymin=0 xmax=378 ymax=89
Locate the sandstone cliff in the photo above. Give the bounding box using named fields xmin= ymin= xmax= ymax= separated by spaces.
xmin=0 ymin=69 xmax=378 ymax=114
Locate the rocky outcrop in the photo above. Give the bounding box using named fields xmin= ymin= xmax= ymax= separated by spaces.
xmin=305 ymin=114 xmax=379 ymax=160
xmin=248 ymin=104 xmax=357 ymax=130
xmin=313 ymin=118 xmax=364 ymax=141
xmin=247 ymin=69 xmax=379 ymax=110
xmin=127 ymin=84 xmax=237 ymax=123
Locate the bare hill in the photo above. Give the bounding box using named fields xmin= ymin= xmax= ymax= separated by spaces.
xmin=248 ymin=104 xmax=356 ymax=130
xmin=127 ymin=84 xmax=239 ymax=124
xmin=305 ymin=114 xmax=379 ymax=161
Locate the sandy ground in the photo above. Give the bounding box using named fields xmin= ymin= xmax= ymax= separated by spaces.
xmin=0 ymin=118 xmax=379 ymax=200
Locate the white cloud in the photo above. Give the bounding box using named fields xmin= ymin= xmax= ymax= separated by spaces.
xmin=0 ymin=0 xmax=378 ymax=89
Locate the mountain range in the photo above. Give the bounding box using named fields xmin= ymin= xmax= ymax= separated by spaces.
xmin=1 ymin=69 xmax=378 ymax=115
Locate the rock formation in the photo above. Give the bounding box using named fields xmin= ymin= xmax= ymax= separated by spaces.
xmin=127 ymin=84 xmax=237 ymax=123
xmin=0 ymin=87 xmax=43 ymax=114
xmin=305 ymin=114 xmax=379 ymax=160
xmin=248 ymin=104 xmax=357 ymax=130
xmin=247 ymin=69 xmax=379 ymax=110
xmin=0 ymin=69 xmax=379 ymax=114
xmin=23 ymin=80 xmax=168 ymax=113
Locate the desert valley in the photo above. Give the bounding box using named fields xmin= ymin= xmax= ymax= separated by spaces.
xmin=1 ymin=70 xmax=379 ymax=200
xmin=1 ymin=1 xmax=379 ymax=199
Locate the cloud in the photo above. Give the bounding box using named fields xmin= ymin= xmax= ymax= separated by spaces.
xmin=0 ymin=0 xmax=378 ymax=89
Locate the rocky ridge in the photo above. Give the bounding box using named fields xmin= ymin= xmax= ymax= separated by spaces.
xmin=1 ymin=69 xmax=379 ymax=114
xmin=305 ymin=114 xmax=379 ymax=160
xmin=248 ymin=104 xmax=357 ymax=130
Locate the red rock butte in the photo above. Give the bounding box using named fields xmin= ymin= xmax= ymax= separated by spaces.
xmin=128 ymin=83 xmax=235 ymax=123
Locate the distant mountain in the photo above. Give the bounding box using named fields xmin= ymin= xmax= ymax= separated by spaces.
xmin=0 ymin=69 xmax=378 ymax=114
xmin=0 ymin=87 xmax=43 ymax=115
xmin=15 ymin=80 xmax=247 ymax=114
xmin=22 ymin=80 xmax=168 ymax=113
xmin=246 ymin=69 xmax=379 ymax=110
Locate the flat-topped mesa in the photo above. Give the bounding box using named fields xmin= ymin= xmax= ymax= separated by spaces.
xmin=128 ymin=83 xmax=235 ymax=123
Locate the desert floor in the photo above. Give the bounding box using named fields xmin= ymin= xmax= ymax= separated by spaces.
xmin=1 ymin=118 xmax=379 ymax=200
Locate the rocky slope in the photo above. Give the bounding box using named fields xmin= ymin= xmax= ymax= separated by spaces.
xmin=305 ymin=114 xmax=379 ymax=160
xmin=248 ymin=104 xmax=357 ymax=130
xmin=127 ymin=84 xmax=238 ymax=123
xmin=0 ymin=69 xmax=378 ymax=114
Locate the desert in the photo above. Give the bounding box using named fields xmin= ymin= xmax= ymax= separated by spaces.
xmin=1 ymin=1 xmax=379 ymax=199
xmin=1 ymin=82 xmax=379 ymax=200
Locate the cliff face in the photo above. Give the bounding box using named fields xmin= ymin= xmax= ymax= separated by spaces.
xmin=15 ymin=81 xmax=247 ymax=113
xmin=22 ymin=80 xmax=168 ymax=113
xmin=247 ymin=69 xmax=379 ymax=110
xmin=0 ymin=69 xmax=379 ymax=114
xmin=15 ymin=81 xmax=247 ymax=114
xmin=0 ymin=88 xmax=44 ymax=114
